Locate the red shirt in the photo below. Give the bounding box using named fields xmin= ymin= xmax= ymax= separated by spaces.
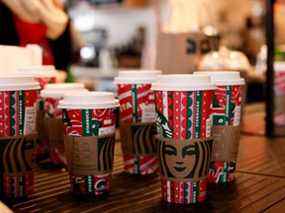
xmin=13 ymin=15 xmax=54 ymax=65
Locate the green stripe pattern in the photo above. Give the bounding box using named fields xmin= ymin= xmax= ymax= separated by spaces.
xmin=82 ymin=109 xmax=92 ymax=136
xmin=225 ymin=86 xmax=231 ymax=125
xmin=195 ymin=91 xmax=202 ymax=139
xmin=186 ymin=92 xmax=193 ymax=139
xmin=131 ymin=85 xmax=138 ymax=122
xmin=10 ymin=92 xmax=16 ymax=135
xmin=19 ymin=91 xmax=25 ymax=135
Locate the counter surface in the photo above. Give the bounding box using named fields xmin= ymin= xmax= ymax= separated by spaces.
xmin=9 ymin=104 xmax=285 ymax=212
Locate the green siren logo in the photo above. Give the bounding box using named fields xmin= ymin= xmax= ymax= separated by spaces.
xmin=156 ymin=112 xmax=172 ymax=138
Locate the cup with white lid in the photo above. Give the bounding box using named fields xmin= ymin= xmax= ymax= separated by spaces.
xmin=114 ymin=70 xmax=161 ymax=175
xmin=153 ymin=74 xmax=215 ymax=205
xmin=0 ymin=74 xmax=40 ymax=200
xmin=59 ymin=91 xmax=118 ymax=198
xmin=37 ymin=83 xmax=87 ymax=167
xmin=194 ymin=71 xmax=245 ymax=185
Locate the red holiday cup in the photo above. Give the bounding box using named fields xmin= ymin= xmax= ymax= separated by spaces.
xmin=39 ymin=83 xmax=87 ymax=167
xmin=59 ymin=91 xmax=118 ymax=198
xmin=0 ymin=74 xmax=40 ymax=200
xmin=17 ymin=66 xmax=58 ymax=165
xmin=114 ymin=70 xmax=161 ymax=175
xmin=152 ymin=74 xmax=215 ymax=205
xmin=194 ymin=71 xmax=245 ymax=184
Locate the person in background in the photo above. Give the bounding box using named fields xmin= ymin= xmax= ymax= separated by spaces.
xmin=0 ymin=0 xmax=73 ymax=76
xmin=0 ymin=202 xmax=12 ymax=213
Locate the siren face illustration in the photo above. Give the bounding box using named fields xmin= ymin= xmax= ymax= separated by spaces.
xmin=95 ymin=178 xmax=107 ymax=193
xmin=163 ymin=141 xmax=198 ymax=179
xmin=159 ymin=139 xmax=213 ymax=181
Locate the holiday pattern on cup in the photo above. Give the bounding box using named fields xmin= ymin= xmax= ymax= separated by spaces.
xmin=2 ymin=172 xmax=34 ymax=199
xmin=0 ymin=90 xmax=39 ymax=137
xmin=211 ymin=86 xmax=242 ymax=127
xmin=0 ymin=135 xmax=36 ymax=199
xmin=63 ymin=108 xmax=116 ymax=137
xmin=70 ymin=173 xmax=111 ymax=197
xmin=44 ymin=97 xmax=62 ymax=119
xmin=36 ymin=77 xmax=56 ymax=90
xmin=208 ymin=85 xmax=242 ymax=184
xmin=155 ymin=90 xmax=213 ymax=140
xmin=154 ymin=90 xmax=213 ymax=204
xmin=208 ymin=161 xmax=235 ymax=184
xmin=161 ymin=177 xmax=207 ymax=204
xmin=118 ymin=84 xmax=156 ymax=123
xmin=117 ymin=83 xmax=158 ymax=175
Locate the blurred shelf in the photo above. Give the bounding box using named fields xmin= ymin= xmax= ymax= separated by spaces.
xmin=71 ymin=65 xmax=117 ymax=79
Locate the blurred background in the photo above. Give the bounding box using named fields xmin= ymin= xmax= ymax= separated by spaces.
xmin=1 ymin=0 xmax=285 ymax=102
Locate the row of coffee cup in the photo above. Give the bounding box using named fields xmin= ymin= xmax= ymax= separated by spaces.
xmin=0 ymin=69 xmax=244 ymax=206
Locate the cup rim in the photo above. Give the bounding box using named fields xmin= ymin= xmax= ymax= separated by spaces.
xmin=194 ymin=71 xmax=245 ymax=86
xmin=152 ymin=74 xmax=216 ymax=91
xmin=58 ymin=91 xmax=119 ymax=109
xmin=0 ymin=75 xmax=40 ymax=91
xmin=114 ymin=70 xmax=162 ymax=84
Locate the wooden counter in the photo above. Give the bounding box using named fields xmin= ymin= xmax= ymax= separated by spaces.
xmin=8 ymin=104 xmax=285 ymax=212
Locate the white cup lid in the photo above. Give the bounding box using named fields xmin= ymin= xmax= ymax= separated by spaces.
xmin=274 ymin=62 xmax=285 ymax=72
xmin=114 ymin=70 xmax=162 ymax=84
xmin=41 ymin=83 xmax=87 ymax=99
xmin=152 ymin=74 xmax=216 ymax=91
xmin=0 ymin=74 xmax=40 ymax=91
xmin=194 ymin=71 xmax=245 ymax=86
xmin=17 ymin=65 xmax=57 ymax=78
xmin=59 ymin=91 xmax=119 ymax=109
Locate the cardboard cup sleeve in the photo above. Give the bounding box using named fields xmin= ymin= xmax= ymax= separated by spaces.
xmin=44 ymin=117 xmax=64 ymax=153
xmin=64 ymin=135 xmax=115 ymax=176
xmin=120 ymin=122 xmax=157 ymax=156
xmin=212 ymin=126 xmax=241 ymax=162
xmin=0 ymin=134 xmax=37 ymax=198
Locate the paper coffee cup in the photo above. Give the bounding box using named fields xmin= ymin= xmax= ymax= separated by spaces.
xmin=0 ymin=74 xmax=40 ymax=136
xmin=17 ymin=66 xmax=57 ymax=89
xmin=153 ymin=74 xmax=215 ymax=204
xmin=195 ymin=71 xmax=245 ymax=184
xmin=114 ymin=70 xmax=161 ymax=175
xmin=0 ymin=74 xmax=40 ymax=199
xmin=59 ymin=91 xmax=118 ymax=197
xmin=38 ymin=83 xmax=87 ymax=167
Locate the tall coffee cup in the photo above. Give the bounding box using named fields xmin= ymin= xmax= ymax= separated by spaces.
xmin=194 ymin=71 xmax=245 ymax=184
xmin=114 ymin=70 xmax=161 ymax=175
xmin=59 ymin=91 xmax=118 ymax=198
xmin=153 ymin=74 xmax=215 ymax=204
xmin=40 ymin=83 xmax=87 ymax=166
xmin=0 ymin=74 xmax=40 ymax=200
